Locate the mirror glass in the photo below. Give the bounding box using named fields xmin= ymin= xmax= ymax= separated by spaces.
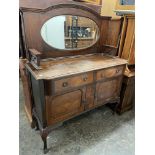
xmin=41 ymin=15 xmax=99 ymax=50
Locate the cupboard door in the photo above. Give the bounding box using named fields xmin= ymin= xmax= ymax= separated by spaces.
xmin=47 ymin=90 xmax=83 ymax=125
xmin=95 ymin=77 xmax=122 ymax=104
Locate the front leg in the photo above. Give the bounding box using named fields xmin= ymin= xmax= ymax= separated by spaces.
xmin=40 ymin=130 xmax=49 ymax=154
xmin=31 ymin=114 xmax=37 ymax=129
xmin=113 ymin=99 xmax=120 ymax=115
xmin=31 ymin=114 xmax=39 ymax=130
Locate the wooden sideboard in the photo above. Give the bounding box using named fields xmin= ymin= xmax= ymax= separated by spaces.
xmin=19 ymin=0 xmax=128 ymax=153
xmin=26 ymin=53 xmax=127 ymax=153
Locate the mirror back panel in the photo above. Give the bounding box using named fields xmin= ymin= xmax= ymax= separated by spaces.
xmin=20 ymin=2 xmax=110 ymax=58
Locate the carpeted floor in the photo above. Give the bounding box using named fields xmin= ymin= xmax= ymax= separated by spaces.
xmin=19 ymin=80 xmax=135 ymax=155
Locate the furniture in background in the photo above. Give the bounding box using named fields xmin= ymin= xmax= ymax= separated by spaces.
xmin=19 ymin=0 xmax=128 ymax=153
xmin=115 ymin=1 xmax=135 ymax=114
xmin=117 ymin=71 xmax=135 ymax=114
xmin=101 ymin=18 xmax=123 ymax=56
xmin=118 ymin=14 xmax=135 ymax=72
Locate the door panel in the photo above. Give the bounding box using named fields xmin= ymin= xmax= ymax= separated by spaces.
xmin=48 ymin=90 xmax=83 ymax=124
xmin=95 ymin=77 xmax=122 ymax=103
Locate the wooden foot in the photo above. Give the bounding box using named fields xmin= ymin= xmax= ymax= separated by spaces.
xmin=31 ymin=115 xmax=36 ymax=129
xmin=31 ymin=120 xmax=36 ymax=129
xmin=31 ymin=115 xmax=39 ymax=130
xmin=41 ymin=132 xmax=49 ymax=154
xmin=35 ymin=119 xmax=39 ymax=131
xmin=44 ymin=149 xmax=49 ymax=154
xmin=113 ymin=101 xmax=120 ymax=115
xmin=43 ymin=139 xmax=48 ymax=154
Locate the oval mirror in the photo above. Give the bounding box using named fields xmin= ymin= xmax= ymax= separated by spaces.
xmin=41 ymin=15 xmax=100 ymax=50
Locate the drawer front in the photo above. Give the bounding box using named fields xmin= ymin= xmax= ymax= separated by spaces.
xmin=96 ymin=66 xmax=124 ymax=81
xmin=54 ymin=72 xmax=93 ymax=93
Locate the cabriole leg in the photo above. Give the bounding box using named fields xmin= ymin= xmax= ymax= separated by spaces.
xmin=113 ymin=100 xmax=120 ymax=115
xmin=31 ymin=114 xmax=39 ymax=130
xmin=31 ymin=115 xmax=37 ymax=129
xmin=41 ymin=132 xmax=49 ymax=154
xmin=35 ymin=119 xmax=39 ymax=131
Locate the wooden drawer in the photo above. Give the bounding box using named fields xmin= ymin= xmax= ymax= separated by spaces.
xmin=54 ymin=72 xmax=93 ymax=93
xmin=96 ymin=66 xmax=124 ymax=81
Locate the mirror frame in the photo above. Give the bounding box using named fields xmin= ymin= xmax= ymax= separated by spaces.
xmin=21 ymin=2 xmax=111 ymax=58
xmin=40 ymin=15 xmax=100 ymax=51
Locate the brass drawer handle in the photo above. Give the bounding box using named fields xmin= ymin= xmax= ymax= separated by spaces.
xmin=116 ymin=69 xmax=120 ymax=73
xmin=62 ymin=82 xmax=68 ymax=87
xmin=83 ymin=77 xmax=88 ymax=81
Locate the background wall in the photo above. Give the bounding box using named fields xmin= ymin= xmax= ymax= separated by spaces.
xmin=101 ymin=0 xmax=119 ymax=19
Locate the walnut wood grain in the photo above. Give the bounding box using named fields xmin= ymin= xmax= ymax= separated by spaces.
xmin=19 ymin=0 xmax=112 ymax=60
xmin=54 ymin=72 xmax=93 ymax=93
xmin=19 ymin=1 xmax=131 ymax=153
xmin=46 ymin=90 xmax=84 ymax=125
xmin=96 ymin=65 xmax=124 ymax=81
xmin=95 ymin=77 xmax=122 ymax=103
xmin=26 ymin=54 xmax=127 ymax=80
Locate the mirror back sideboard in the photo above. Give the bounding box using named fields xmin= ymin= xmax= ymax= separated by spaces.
xmin=19 ymin=1 xmax=127 ymax=153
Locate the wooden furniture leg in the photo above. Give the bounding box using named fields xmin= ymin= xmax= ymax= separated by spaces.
xmin=31 ymin=114 xmax=39 ymax=130
xmin=40 ymin=130 xmax=48 ymax=154
xmin=114 ymin=99 xmax=120 ymax=114
xmin=32 ymin=109 xmax=49 ymax=153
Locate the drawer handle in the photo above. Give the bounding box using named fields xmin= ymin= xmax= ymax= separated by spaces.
xmin=116 ymin=69 xmax=120 ymax=73
xmin=62 ymin=82 xmax=68 ymax=87
xmin=83 ymin=77 xmax=88 ymax=81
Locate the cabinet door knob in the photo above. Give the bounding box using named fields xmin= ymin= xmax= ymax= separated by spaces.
xmin=116 ymin=69 xmax=120 ymax=73
xmin=83 ymin=77 xmax=88 ymax=81
xmin=62 ymin=82 xmax=68 ymax=87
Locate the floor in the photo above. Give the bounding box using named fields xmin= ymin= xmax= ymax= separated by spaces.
xmin=19 ymin=80 xmax=135 ymax=155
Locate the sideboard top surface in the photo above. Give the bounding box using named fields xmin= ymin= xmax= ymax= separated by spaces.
xmin=26 ymin=53 xmax=127 ymax=80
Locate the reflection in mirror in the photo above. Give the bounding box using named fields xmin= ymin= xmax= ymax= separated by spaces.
xmin=41 ymin=15 xmax=99 ymax=50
